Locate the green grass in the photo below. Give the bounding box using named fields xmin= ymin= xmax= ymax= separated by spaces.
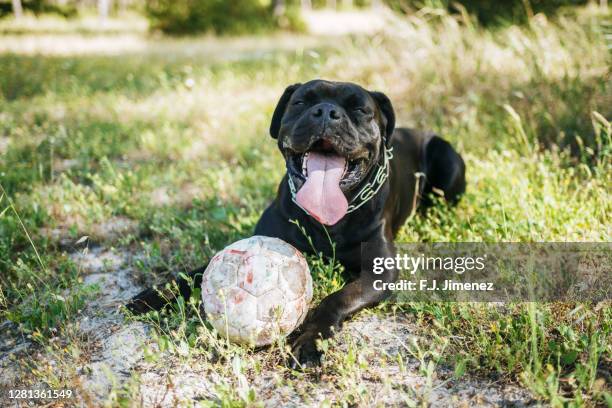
xmin=0 ymin=4 xmax=610 ymax=407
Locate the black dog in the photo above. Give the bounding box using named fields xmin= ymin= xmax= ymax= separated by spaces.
xmin=127 ymin=79 xmax=465 ymax=367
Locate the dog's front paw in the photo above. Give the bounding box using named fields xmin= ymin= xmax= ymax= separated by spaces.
xmin=289 ymin=329 xmax=323 ymax=369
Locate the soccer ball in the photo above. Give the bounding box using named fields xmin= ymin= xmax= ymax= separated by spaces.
xmin=201 ymin=236 xmax=313 ymax=346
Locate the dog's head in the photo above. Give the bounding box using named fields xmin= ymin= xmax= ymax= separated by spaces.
xmin=269 ymin=79 xmax=395 ymax=225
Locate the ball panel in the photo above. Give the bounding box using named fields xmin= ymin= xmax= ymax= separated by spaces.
xmin=281 ymin=296 xmax=309 ymax=331
xmin=225 ymin=287 xmax=257 ymax=319
xmin=203 ymin=252 xmax=239 ymax=290
xmin=237 ymin=254 xmax=279 ymax=297
xmin=226 ymin=235 xmax=269 ymax=252
xmin=206 ymin=287 xmax=259 ymax=343
xmin=255 ymin=288 xmax=287 ymax=322
xmin=203 ymin=286 xmax=255 ymax=318
xmin=304 ymin=271 xmax=313 ymax=304
xmin=279 ymin=258 xmax=313 ymax=302
xmin=262 ymin=237 xmax=296 ymax=258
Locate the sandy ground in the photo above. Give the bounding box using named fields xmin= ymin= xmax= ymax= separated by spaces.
xmin=0 ymin=221 xmax=541 ymax=407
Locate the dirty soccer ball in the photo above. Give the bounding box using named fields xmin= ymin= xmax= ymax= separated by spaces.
xmin=201 ymin=236 xmax=313 ymax=346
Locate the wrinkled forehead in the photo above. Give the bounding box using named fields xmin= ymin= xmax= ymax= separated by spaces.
xmin=293 ymin=80 xmax=373 ymax=106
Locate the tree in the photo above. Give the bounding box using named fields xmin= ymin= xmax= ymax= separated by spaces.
xmin=12 ymin=0 xmax=23 ymax=18
xmin=98 ymin=0 xmax=110 ymax=23
xmin=272 ymin=0 xmax=285 ymax=16
xmin=145 ymin=0 xmax=276 ymax=35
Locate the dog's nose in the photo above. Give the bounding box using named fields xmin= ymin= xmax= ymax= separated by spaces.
xmin=312 ymin=103 xmax=342 ymax=122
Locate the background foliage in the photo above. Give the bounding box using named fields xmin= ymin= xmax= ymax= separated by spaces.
xmin=144 ymin=0 xmax=275 ymax=35
xmin=0 ymin=0 xmax=595 ymax=32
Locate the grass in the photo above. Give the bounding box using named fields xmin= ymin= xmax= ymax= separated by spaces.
xmin=0 ymin=4 xmax=610 ymax=407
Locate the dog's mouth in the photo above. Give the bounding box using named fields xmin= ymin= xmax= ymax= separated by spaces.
xmin=284 ymin=140 xmax=370 ymax=226
xmin=286 ymin=140 xmax=369 ymax=190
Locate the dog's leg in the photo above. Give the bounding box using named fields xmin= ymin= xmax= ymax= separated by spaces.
xmin=126 ymin=265 xmax=207 ymax=314
xmin=127 ymin=202 xmax=284 ymax=315
xmin=290 ymin=241 xmax=397 ymax=368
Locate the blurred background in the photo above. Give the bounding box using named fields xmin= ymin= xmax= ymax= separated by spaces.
xmin=0 ymin=0 xmax=605 ymax=33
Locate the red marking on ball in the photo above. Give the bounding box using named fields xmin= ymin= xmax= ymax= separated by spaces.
xmin=233 ymin=291 xmax=246 ymax=304
xmin=246 ymin=270 xmax=253 ymax=284
xmin=228 ymin=249 xmax=247 ymax=255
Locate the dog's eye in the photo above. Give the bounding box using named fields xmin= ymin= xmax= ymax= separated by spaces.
xmin=293 ymin=100 xmax=305 ymax=106
xmin=353 ymin=107 xmax=367 ymax=114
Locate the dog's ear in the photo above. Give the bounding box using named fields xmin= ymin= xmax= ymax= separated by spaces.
xmin=270 ymin=83 xmax=301 ymax=139
xmin=369 ymin=91 xmax=396 ymax=147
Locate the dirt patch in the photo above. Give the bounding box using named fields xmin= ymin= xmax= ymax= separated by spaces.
xmin=122 ymin=314 xmax=538 ymax=407
xmin=149 ymin=183 xmax=204 ymax=208
xmin=39 ymin=216 xmax=139 ymax=249
xmin=137 ymin=367 xmax=220 ymax=406
xmin=80 ymin=322 xmax=149 ymax=400
xmin=0 ymin=321 xmax=31 ymax=392
xmin=90 ymin=217 xmax=140 ymax=243
xmin=0 ymin=246 xmax=145 ymax=406
xmin=342 ymin=315 xmax=537 ymax=407
xmin=1 ymin=247 xmax=539 ymax=407
xmin=69 ymin=247 xmax=148 ymax=404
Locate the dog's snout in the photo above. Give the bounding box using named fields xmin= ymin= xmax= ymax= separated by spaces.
xmin=311 ymin=103 xmax=342 ymax=122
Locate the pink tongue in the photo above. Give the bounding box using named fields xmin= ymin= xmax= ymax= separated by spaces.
xmin=296 ymin=152 xmax=348 ymax=225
